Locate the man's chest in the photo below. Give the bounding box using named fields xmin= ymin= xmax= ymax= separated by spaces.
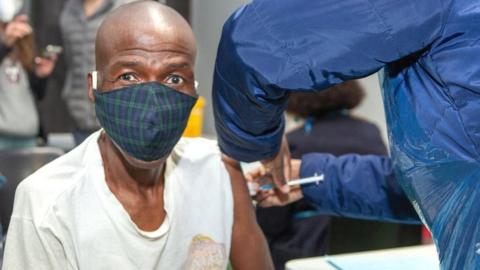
xmin=121 ymin=198 xmax=167 ymax=232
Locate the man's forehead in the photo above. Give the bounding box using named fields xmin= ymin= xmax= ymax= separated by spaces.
xmin=107 ymin=51 xmax=194 ymax=69
xmin=95 ymin=1 xmax=196 ymax=70
xmin=105 ymin=39 xmax=195 ymax=64
xmin=103 ymin=24 xmax=194 ymax=55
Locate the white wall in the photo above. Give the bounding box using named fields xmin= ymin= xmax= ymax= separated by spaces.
xmin=354 ymin=74 xmax=389 ymax=146
xmin=191 ymin=0 xmax=249 ymax=136
xmin=191 ymin=1 xmax=389 ymax=146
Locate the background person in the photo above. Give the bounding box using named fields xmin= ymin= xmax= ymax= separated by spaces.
xmin=59 ymin=0 xmax=136 ymax=145
xmin=0 ymin=14 xmax=57 ymax=149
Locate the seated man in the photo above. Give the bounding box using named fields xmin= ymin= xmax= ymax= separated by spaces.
xmin=2 ymin=2 xmax=273 ymax=269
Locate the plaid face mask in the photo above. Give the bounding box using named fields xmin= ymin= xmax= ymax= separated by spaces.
xmin=94 ymin=82 xmax=197 ymax=162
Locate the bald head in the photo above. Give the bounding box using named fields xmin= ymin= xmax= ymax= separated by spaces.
xmin=89 ymin=1 xmax=197 ymax=98
xmin=96 ymin=1 xmax=196 ymax=69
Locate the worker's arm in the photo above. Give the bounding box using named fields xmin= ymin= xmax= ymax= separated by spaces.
xmin=256 ymin=154 xmax=420 ymax=223
xmin=299 ymin=153 xmax=420 ymax=224
xmin=222 ymin=156 xmax=274 ymax=270
xmin=213 ymin=0 xmax=448 ymax=162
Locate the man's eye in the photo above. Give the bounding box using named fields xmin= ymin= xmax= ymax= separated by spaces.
xmin=119 ymin=73 xmax=138 ymax=82
xmin=165 ymin=75 xmax=184 ymax=85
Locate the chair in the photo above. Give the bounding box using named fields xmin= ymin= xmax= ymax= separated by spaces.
xmin=0 ymin=147 xmax=64 ymax=233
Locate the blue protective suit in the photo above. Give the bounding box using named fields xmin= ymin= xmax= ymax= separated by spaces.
xmin=212 ymin=0 xmax=480 ymax=268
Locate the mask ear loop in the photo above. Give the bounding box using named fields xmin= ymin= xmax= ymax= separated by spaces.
xmin=92 ymin=71 xmax=98 ymax=90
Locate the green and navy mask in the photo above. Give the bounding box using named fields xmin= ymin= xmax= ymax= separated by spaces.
xmin=92 ymin=72 xmax=198 ymax=162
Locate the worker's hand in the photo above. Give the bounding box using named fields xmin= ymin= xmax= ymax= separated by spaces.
xmin=245 ymin=159 xmax=302 ymax=207
xmin=260 ymin=134 xmax=292 ymax=193
xmin=34 ymin=55 xmax=57 ymax=78
xmin=256 ymin=185 xmax=303 ymax=207
xmin=2 ymin=15 xmax=32 ymax=47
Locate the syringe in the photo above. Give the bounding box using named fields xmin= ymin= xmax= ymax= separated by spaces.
xmin=248 ymin=174 xmax=324 ymax=195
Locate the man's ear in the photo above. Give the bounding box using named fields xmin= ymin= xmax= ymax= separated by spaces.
xmin=87 ymin=71 xmax=95 ymax=102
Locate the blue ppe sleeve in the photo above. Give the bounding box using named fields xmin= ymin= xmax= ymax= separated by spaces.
xmin=213 ymin=0 xmax=446 ymax=161
xmin=300 ymin=153 xmax=421 ymax=224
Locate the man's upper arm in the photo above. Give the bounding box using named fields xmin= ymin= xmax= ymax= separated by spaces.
xmin=222 ymin=156 xmax=274 ymax=270
xmin=3 ymin=217 xmax=67 ymax=270
xmin=3 ymin=183 xmax=68 ymax=270
xmin=213 ymin=0 xmax=448 ymax=161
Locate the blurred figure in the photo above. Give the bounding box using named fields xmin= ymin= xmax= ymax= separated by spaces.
xmin=256 ymin=81 xmax=419 ymax=269
xmin=0 ymin=14 xmax=57 ymax=149
xmin=59 ymin=0 xmax=135 ymax=145
xmin=0 ymin=0 xmax=24 ymax=23
xmin=286 ymin=81 xmax=386 ymax=155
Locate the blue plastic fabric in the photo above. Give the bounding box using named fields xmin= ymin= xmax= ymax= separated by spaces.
xmin=212 ymin=0 xmax=480 ymax=268
xmin=213 ymin=0 xmax=445 ymax=161
xmin=299 ymin=153 xmax=420 ymax=224
xmin=380 ymin=63 xmax=480 ymax=269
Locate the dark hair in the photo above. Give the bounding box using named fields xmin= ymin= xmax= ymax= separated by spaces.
xmin=286 ymin=80 xmax=365 ymax=118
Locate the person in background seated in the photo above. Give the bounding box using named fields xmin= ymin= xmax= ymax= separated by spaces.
xmin=255 ymin=81 xmax=420 ymax=269
xmin=0 ymin=14 xmax=57 ymax=150
xmin=2 ymin=2 xmax=273 ymax=269
xmin=60 ymin=0 xmax=136 ymax=145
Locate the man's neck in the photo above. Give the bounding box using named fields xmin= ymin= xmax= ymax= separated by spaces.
xmin=98 ymin=133 xmax=166 ymax=193
xmin=98 ymin=132 xmax=168 ymax=232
